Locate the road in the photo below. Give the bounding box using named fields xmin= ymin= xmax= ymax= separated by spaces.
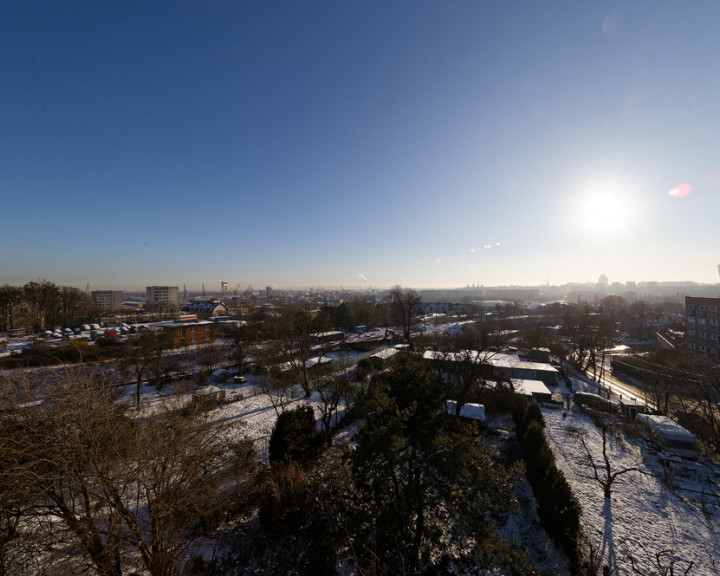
xmin=586 ymin=361 xmax=656 ymax=411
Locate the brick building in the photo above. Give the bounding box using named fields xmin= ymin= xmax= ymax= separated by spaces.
xmin=161 ymin=319 xmax=215 ymax=346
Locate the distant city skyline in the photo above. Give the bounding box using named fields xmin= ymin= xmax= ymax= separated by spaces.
xmin=6 ymin=275 xmax=720 ymax=295
xmin=3 ymin=2 xmax=720 ymax=290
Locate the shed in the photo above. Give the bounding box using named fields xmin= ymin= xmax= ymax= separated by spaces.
xmin=446 ymin=400 xmax=487 ymax=427
xmin=210 ymin=368 xmax=232 ymax=383
xmin=193 ymin=385 xmax=225 ymax=406
xmin=511 ymin=378 xmax=553 ymax=402
xmin=636 ymin=414 xmax=699 ymax=459
xmin=369 ymin=347 xmax=399 ymax=370
xmin=573 ymin=391 xmax=619 ymax=413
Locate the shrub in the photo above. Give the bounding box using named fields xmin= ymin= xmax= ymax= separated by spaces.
xmin=480 ymin=385 xmax=516 ymax=414
xmin=257 ymin=461 xmax=309 ymax=535
xmin=269 ymin=405 xmax=324 ymax=467
xmin=230 ymin=436 xmax=257 ymax=476
xmin=513 ymin=398 xmax=582 ymax=574
xmin=355 ymin=358 xmax=372 ymax=382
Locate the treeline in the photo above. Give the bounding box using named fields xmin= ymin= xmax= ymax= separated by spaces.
xmin=0 ymin=280 xmax=100 ymax=333
xmin=0 ymin=338 xmax=108 ymax=368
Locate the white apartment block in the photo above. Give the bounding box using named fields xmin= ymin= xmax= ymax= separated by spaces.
xmin=91 ymin=290 xmax=124 ymax=311
xmin=146 ymin=286 xmax=179 ymax=306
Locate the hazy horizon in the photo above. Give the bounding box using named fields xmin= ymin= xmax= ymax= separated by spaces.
xmin=5 ymin=276 xmax=720 ymax=295
xmin=3 ymin=2 xmax=720 ymax=290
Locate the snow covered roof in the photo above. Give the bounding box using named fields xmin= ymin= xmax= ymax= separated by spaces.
xmin=636 ymin=414 xmax=696 ymax=440
xmin=370 ymin=348 xmax=399 ymax=360
xmin=487 ymin=353 xmax=558 ymax=373
xmin=446 ymin=400 xmax=486 ymax=422
xmin=194 ymin=385 xmax=223 ymax=396
xmin=422 ymin=349 xmax=558 ymax=373
xmin=511 ymin=378 xmax=552 ymax=397
xmin=210 ymin=368 xmax=231 ymax=381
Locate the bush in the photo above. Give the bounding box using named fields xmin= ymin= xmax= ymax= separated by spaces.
xmin=355 ymin=358 xmax=372 ymax=382
xmin=230 ymin=436 xmax=257 ymax=476
xmin=479 ymin=385 xmax=516 ymax=415
xmin=0 ymin=341 xmax=105 ymax=368
xmin=257 ymin=461 xmax=309 ymax=535
xmin=513 ymin=397 xmax=582 ymax=574
xmin=513 ymin=396 xmax=543 ymax=439
xmin=269 ymin=405 xmax=324 ymax=467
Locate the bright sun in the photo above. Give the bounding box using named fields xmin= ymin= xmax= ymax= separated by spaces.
xmin=575 ymin=182 xmax=632 ymax=235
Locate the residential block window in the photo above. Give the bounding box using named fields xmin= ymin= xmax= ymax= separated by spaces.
xmin=191 ymin=337 xmax=197 ymax=343
xmin=191 ymin=326 xmax=197 ymax=332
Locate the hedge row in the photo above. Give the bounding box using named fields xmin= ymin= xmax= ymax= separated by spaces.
xmin=513 ymin=398 xmax=583 ymax=574
xmin=0 ymin=341 xmax=108 ymax=368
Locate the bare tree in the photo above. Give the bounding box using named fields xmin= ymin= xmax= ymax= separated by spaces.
xmin=0 ymin=383 xmax=39 ymax=575
xmin=2 ymin=366 xmax=240 ymax=576
xmin=120 ymin=331 xmax=161 ymax=407
xmin=390 ymin=285 xmax=422 ymax=343
xmin=23 ymin=279 xmax=61 ymax=332
xmin=3 ymin=368 xmax=131 ymax=576
xmin=58 ymin=286 xmax=92 ymax=328
xmin=0 ymin=285 xmax=23 ymax=333
xmin=563 ymin=302 xmax=618 ymax=380
xmin=258 ymin=372 xmax=297 ymax=417
xmin=682 ymin=355 xmax=720 ymax=453
xmin=313 ymin=371 xmax=352 ymax=445
xmin=571 ymin=419 xmax=640 ymax=498
xmin=430 ymin=346 xmax=497 ymax=418
xmin=563 ymin=302 xmax=596 ymax=373
xmin=106 ymin=409 xmax=229 ymax=576
xmin=264 ymin=303 xmax=331 ymax=397
xmin=222 ymin=322 xmax=259 ymax=373
xmin=630 ymin=300 xmax=651 ymax=342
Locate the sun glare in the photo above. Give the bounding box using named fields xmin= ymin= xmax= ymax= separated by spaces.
xmin=574 ymin=181 xmax=633 ymax=235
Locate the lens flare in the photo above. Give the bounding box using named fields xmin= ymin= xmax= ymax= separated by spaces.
xmin=668 ymin=183 xmax=691 ymax=198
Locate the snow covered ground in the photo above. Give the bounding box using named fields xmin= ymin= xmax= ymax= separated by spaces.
xmin=116 ymin=366 xmax=720 ymax=576
xmin=544 ymin=405 xmax=720 ymax=575
xmin=118 ymin=373 xmax=354 ymax=463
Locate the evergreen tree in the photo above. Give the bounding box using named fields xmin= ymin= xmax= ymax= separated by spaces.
xmin=349 ymin=356 xmax=531 ymax=575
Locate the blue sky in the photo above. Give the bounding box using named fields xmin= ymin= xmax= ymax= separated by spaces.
xmin=2 ymin=1 xmax=720 ymax=291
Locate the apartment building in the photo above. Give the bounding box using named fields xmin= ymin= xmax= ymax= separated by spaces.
xmin=161 ymin=319 xmax=215 ymax=346
xmin=146 ymin=286 xmax=179 ymax=306
xmin=91 ymin=290 xmax=124 ymax=311
xmin=685 ymin=296 xmax=720 ymax=357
